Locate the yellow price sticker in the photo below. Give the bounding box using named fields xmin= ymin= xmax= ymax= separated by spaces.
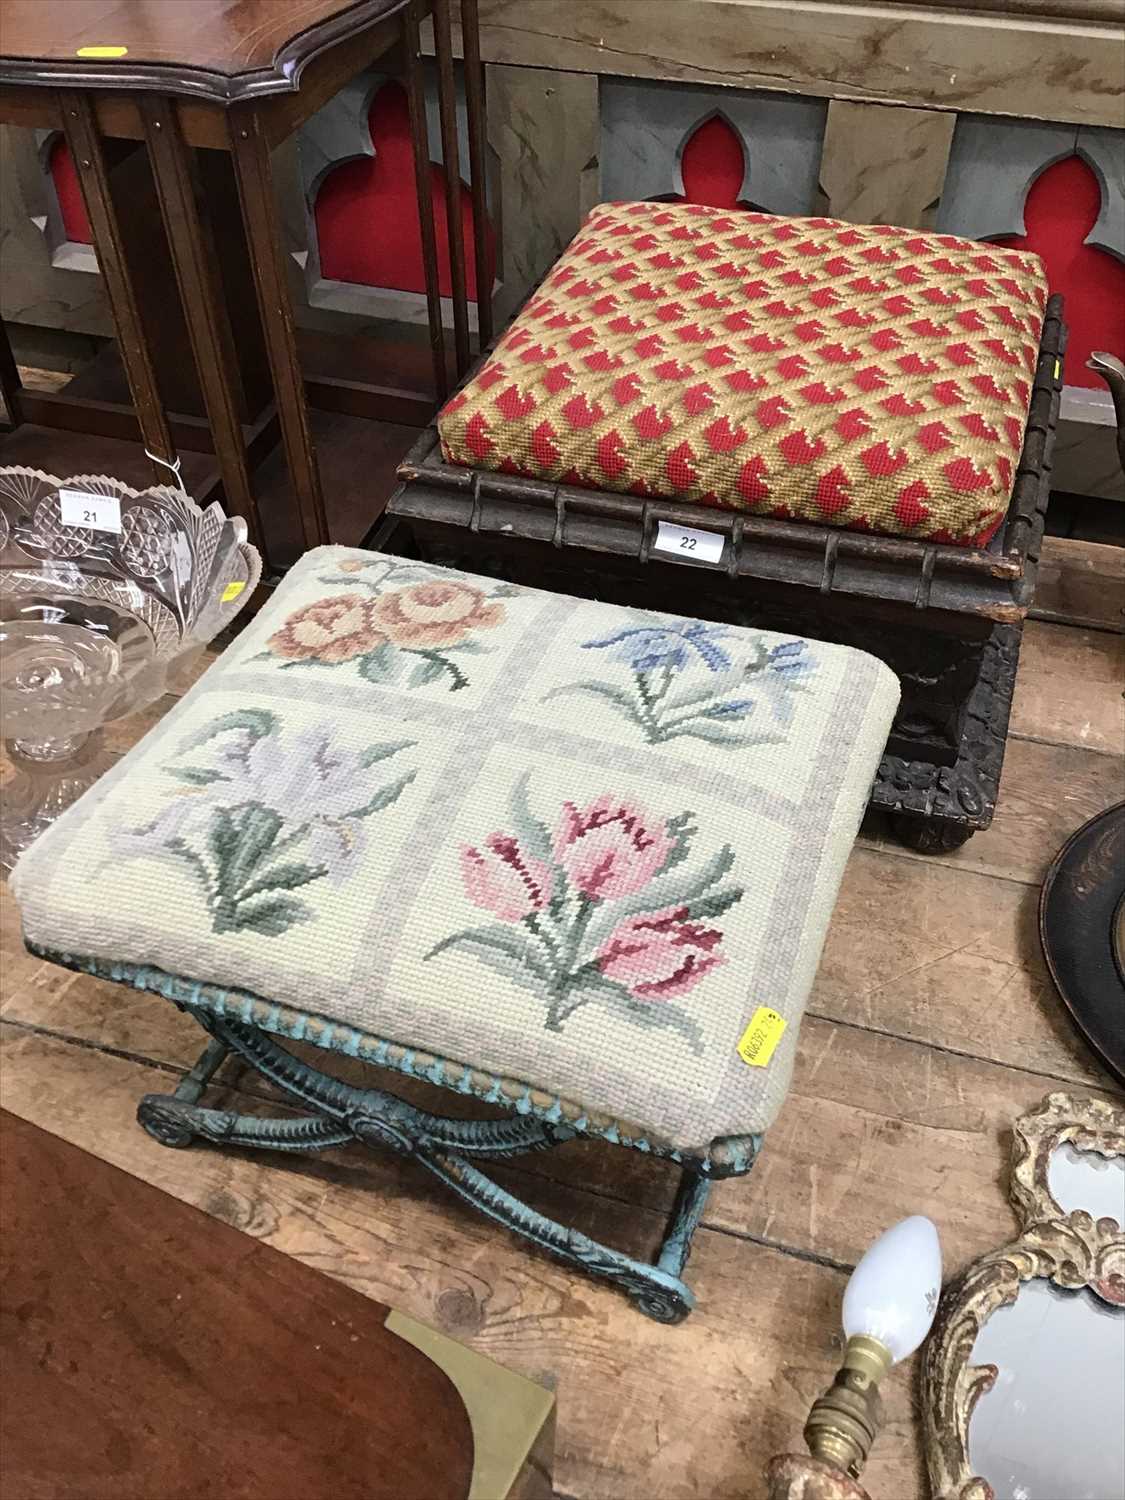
xmin=1054 ymin=359 xmax=1062 ymax=382
xmin=76 ymin=45 xmax=128 ymax=58
xmin=221 ymin=581 xmax=246 ymax=603
xmin=737 ymin=1007 xmax=787 ymax=1068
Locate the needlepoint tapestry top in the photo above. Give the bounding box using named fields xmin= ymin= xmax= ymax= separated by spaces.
xmin=437 ymin=201 xmax=1049 ymax=546
xmin=11 ymin=548 xmax=899 ymax=1152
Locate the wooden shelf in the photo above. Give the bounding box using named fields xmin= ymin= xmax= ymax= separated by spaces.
xmin=0 ymin=421 xmax=219 ymax=496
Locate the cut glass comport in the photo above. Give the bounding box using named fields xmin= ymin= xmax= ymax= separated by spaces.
xmin=0 ymin=467 xmax=261 ymax=871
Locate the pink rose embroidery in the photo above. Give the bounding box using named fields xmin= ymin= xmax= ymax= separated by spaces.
xmin=460 ymin=834 xmax=552 ymax=922
xmin=372 ymin=580 xmax=505 ymax=648
xmin=553 ymin=796 xmax=673 ymax=901
xmin=596 ymin=906 xmax=725 ymax=999
xmin=268 ymin=596 xmax=385 ymax=664
xmin=263 ymin=560 xmax=517 ymax=692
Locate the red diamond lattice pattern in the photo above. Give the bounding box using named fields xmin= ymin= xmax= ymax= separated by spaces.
xmin=437 ymin=202 xmax=1050 ymax=546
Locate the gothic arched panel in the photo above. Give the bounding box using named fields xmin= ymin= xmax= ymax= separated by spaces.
xmin=599 ymin=78 xmax=826 ymax=219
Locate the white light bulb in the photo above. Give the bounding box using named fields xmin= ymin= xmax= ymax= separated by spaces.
xmin=842 ymin=1215 xmax=942 ymax=1363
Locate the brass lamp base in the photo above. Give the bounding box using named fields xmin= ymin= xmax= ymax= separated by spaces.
xmin=765 ymin=1454 xmax=874 ymax=1500
xmin=764 ymin=1335 xmax=890 ymax=1499
xmin=803 ymin=1335 xmax=893 ymax=1476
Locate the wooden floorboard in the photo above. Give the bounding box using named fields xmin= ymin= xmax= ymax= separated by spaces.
xmin=1010 ymin=619 xmax=1124 ymax=754
xmin=0 ymin=1026 xmax=929 ymax=1500
xmin=1031 ymin=535 xmax=1125 ymax=634
xmin=0 ymin=534 xmax=1121 ymax=1500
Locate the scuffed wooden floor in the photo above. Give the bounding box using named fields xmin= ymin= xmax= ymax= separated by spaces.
xmin=2 ymin=536 xmax=1122 ymax=1500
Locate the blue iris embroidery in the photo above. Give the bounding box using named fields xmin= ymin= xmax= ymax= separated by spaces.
xmin=542 ymin=612 xmax=816 ymax=747
xmin=583 ymin=621 xmax=735 ymax=674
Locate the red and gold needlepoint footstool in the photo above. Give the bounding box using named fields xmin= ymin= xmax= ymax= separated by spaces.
xmin=12 ymin=547 xmax=898 ymax=1321
xmin=389 ymin=200 xmax=1062 ymax=855
xmin=438 ymin=201 xmax=1049 ymax=547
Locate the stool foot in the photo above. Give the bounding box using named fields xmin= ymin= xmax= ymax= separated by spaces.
xmin=892 ymin=812 xmax=975 ymax=854
xmin=629 ymin=1287 xmax=692 ymax=1324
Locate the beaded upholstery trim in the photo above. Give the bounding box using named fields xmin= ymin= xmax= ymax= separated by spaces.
xmin=28 ymin=942 xmax=762 ymax=1177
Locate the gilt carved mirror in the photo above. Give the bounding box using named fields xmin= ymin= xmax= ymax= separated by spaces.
xmin=923 ymin=1092 xmax=1125 ymax=1500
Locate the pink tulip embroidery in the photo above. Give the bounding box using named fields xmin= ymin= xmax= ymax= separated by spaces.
xmin=426 ymin=774 xmax=743 ymax=1048
xmin=596 ymin=907 xmax=725 ymax=999
xmin=461 ymin=834 xmax=552 ymax=922
xmin=554 ymin=797 xmax=673 ymax=900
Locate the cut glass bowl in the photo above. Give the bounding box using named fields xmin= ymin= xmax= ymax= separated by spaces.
xmin=0 ymin=467 xmax=261 ymax=871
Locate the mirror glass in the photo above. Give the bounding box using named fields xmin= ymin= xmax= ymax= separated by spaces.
xmin=968 ymin=1278 xmax=1125 ymax=1500
xmin=1047 ymin=1143 xmax=1125 ymax=1222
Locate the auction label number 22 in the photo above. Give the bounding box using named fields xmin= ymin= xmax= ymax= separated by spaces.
xmin=654 ymin=521 xmax=725 ymax=565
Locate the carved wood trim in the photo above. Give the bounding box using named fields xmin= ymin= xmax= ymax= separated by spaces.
xmin=468 ymin=0 xmax=1125 ymax=129
xmin=922 ymin=1091 xmax=1125 ymax=1500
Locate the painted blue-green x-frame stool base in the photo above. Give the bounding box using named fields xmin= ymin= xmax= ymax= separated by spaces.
xmin=37 ymin=946 xmax=760 ymax=1324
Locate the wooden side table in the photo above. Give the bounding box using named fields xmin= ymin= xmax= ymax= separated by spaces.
xmin=0 ymin=0 xmax=490 ymax=572
xmin=0 ymin=1110 xmax=555 ymax=1500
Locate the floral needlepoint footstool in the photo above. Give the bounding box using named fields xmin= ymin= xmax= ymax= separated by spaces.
xmin=11 ymin=548 xmax=899 ymax=1321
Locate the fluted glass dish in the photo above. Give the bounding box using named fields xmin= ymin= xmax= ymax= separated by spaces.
xmin=0 ymin=468 xmax=261 ymax=871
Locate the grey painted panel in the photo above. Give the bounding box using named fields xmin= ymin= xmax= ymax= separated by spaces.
xmin=487 ymin=65 xmax=600 ymax=324
xmin=0 ymin=124 xmax=109 ymax=336
xmin=937 ymin=115 xmax=1078 ymax=241
xmin=295 ymin=74 xmax=376 ymax=207
xmin=293 ymin=63 xmax=495 ymax=326
xmin=938 ymin=114 xmax=1124 ymax=263
xmin=1077 ymin=126 xmax=1125 ymax=262
xmin=471 ymin=0 xmax=1125 ymax=129
xmin=599 ymin=76 xmax=826 ymax=216
xmin=817 ymin=100 xmax=955 ymax=229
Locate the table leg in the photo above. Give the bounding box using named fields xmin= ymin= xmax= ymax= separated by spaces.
xmin=141 ymin=97 xmax=266 ymax=561
xmin=433 ymin=0 xmax=472 ymax=378
xmin=228 ymin=108 xmax=329 ymax=551
xmin=460 ymin=0 xmax=493 ymax=349
xmin=405 ymin=0 xmax=449 ymax=402
xmin=0 ymin=319 xmax=22 ymax=428
xmin=59 ymin=90 xmax=175 ymax=486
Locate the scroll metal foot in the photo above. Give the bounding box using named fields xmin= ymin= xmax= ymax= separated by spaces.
xmin=137 ymin=1094 xmax=353 ymax=1152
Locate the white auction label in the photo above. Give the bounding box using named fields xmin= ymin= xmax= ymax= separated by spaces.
xmin=58 ymin=488 xmax=122 ymax=534
xmin=654 ymin=520 xmax=725 ymax=564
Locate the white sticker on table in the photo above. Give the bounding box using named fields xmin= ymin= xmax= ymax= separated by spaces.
xmin=654 ymin=520 xmax=725 ymax=564
xmin=58 ymin=488 xmax=122 ymax=534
